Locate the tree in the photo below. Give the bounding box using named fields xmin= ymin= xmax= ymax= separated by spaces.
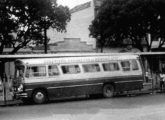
xmin=31 ymin=0 xmax=71 ymax=53
xmin=0 ymin=0 xmax=18 ymax=54
xmin=0 ymin=0 xmax=70 ymax=54
xmin=89 ymin=0 xmax=165 ymax=52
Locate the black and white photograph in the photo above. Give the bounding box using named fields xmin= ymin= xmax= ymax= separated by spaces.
xmin=1 ymin=0 xmax=165 ymax=120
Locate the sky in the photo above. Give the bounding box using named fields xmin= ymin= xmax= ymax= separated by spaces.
xmin=57 ymin=0 xmax=91 ymax=9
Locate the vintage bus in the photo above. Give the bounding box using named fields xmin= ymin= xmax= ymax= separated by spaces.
xmin=13 ymin=54 xmax=144 ymax=104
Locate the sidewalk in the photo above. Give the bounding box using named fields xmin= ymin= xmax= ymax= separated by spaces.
xmin=0 ymin=100 xmax=22 ymax=106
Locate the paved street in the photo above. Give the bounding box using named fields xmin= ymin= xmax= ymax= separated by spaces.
xmin=1 ymin=93 xmax=165 ymax=120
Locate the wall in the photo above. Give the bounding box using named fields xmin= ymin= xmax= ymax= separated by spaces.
xmin=48 ymin=1 xmax=96 ymax=51
xmin=66 ymin=1 xmax=96 ymax=48
xmin=50 ymin=38 xmax=95 ymax=52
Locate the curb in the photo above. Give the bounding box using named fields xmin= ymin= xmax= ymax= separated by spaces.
xmin=0 ymin=100 xmax=22 ymax=106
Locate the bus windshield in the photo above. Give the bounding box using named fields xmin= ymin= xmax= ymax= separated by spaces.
xmin=15 ymin=65 xmax=25 ymax=78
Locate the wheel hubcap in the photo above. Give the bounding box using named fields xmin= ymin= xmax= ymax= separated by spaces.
xmin=106 ymin=88 xmax=112 ymax=95
xmin=107 ymin=89 xmax=111 ymax=94
xmin=35 ymin=92 xmax=44 ymax=100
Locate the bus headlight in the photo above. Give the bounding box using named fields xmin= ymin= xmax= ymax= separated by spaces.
xmin=18 ymin=84 xmax=24 ymax=92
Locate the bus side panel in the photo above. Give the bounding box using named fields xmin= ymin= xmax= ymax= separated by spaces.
xmin=24 ymin=80 xmax=103 ymax=100
xmin=114 ymin=79 xmax=143 ymax=92
xmin=23 ymin=74 xmax=143 ymax=100
xmin=48 ymin=85 xmax=103 ymax=99
xmin=47 ymin=76 xmax=143 ymax=99
xmin=99 ymin=75 xmax=143 ymax=92
xmin=47 ymin=83 xmax=103 ymax=99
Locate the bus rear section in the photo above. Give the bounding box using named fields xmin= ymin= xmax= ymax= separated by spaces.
xmin=13 ymin=54 xmax=144 ymax=104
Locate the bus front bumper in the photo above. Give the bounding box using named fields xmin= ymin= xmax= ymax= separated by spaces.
xmin=15 ymin=92 xmax=28 ymax=98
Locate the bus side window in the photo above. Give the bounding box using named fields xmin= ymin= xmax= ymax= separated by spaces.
xmin=61 ymin=65 xmax=80 ymax=74
xmin=48 ymin=65 xmax=59 ymax=76
xmin=82 ymin=64 xmax=100 ymax=73
xmin=121 ymin=61 xmax=130 ymax=71
xmin=26 ymin=67 xmax=31 ymax=78
xmin=26 ymin=66 xmax=46 ymax=77
xmin=102 ymin=63 xmax=119 ymax=71
xmin=132 ymin=60 xmax=139 ymax=70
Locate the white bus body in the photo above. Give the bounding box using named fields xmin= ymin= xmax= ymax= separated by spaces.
xmin=14 ymin=54 xmax=144 ymax=104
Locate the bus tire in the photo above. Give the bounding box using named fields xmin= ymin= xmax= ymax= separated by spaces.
xmin=32 ymin=89 xmax=47 ymax=104
xmin=103 ymin=84 xmax=114 ymax=98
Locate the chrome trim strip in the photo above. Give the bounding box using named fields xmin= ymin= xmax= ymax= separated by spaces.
xmin=25 ymin=89 xmax=33 ymax=91
xmin=47 ymin=83 xmax=103 ymax=89
xmin=115 ymin=80 xmax=143 ymax=83
xmin=16 ymin=93 xmax=28 ymax=98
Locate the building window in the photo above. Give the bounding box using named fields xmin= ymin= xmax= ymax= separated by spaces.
xmin=83 ymin=64 xmax=100 ymax=73
xmin=61 ymin=65 xmax=80 ymax=74
xmin=121 ymin=61 xmax=130 ymax=71
xmin=48 ymin=65 xmax=59 ymax=76
xmin=102 ymin=63 xmax=119 ymax=71
xmin=26 ymin=66 xmax=46 ymax=77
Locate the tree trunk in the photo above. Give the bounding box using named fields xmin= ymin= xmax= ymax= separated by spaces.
xmin=10 ymin=46 xmax=22 ymax=54
xmin=44 ymin=21 xmax=48 ymax=54
xmin=44 ymin=27 xmax=48 ymax=54
xmin=100 ymin=47 xmax=104 ymax=53
xmin=0 ymin=44 xmax=4 ymax=54
xmin=100 ymin=35 xmax=104 ymax=53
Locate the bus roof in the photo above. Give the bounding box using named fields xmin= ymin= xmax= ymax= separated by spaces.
xmin=0 ymin=52 xmax=165 ymax=60
xmin=16 ymin=54 xmax=139 ymax=65
xmin=0 ymin=53 xmax=136 ymax=59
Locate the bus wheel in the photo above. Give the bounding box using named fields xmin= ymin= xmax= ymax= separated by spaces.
xmin=32 ymin=89 xmax=47 ymax=104
xmin=103 ymin=84 xmax=114 ymax=98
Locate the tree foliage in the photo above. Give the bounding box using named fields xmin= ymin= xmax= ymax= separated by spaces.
xmin=0 ymin=0 xmax=70 ymax=54
xmin=89 ymin=0 xmax=165 ymax=51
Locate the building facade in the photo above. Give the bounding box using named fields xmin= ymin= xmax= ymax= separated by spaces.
xmin=47 ymin=0 xmax=142 ymax=53
xmin=48 ymin=0 xmax=103 ymax=52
